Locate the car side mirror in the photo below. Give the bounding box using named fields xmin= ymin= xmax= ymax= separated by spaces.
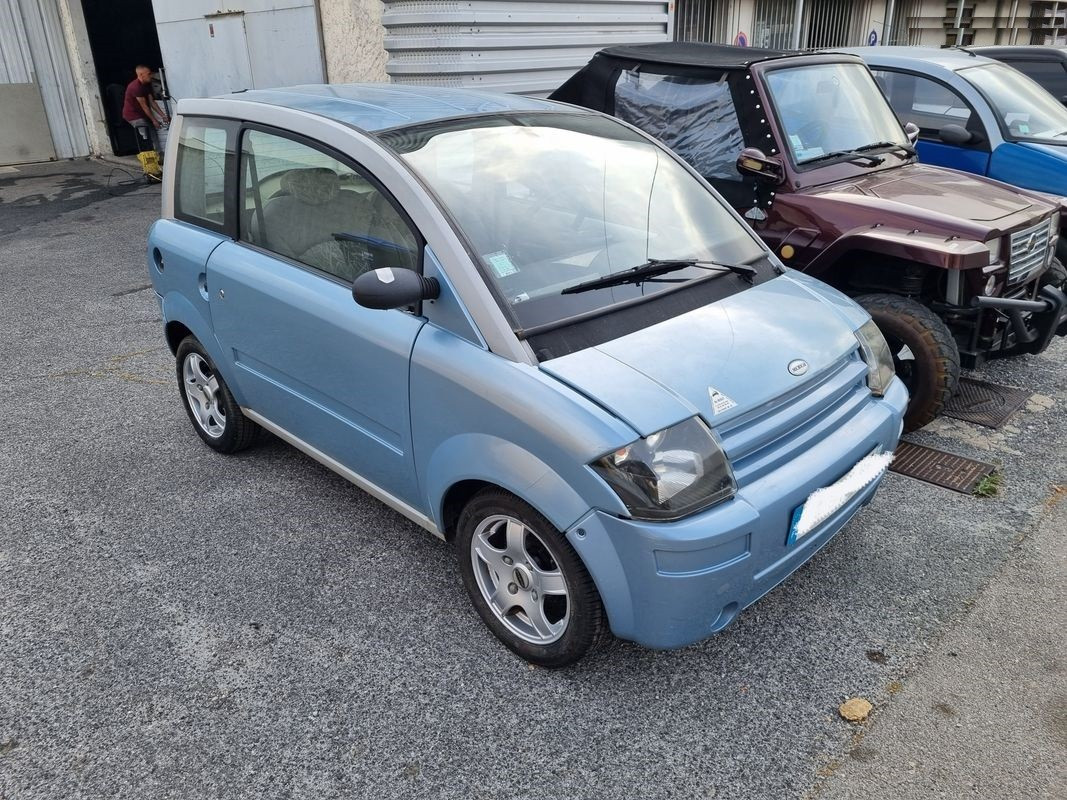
xmin=939 ymin=123 xmax=981 ymax=146
xmin=904 ymin=121 xmax=920 ymax=145
xmin=736 ymin=147 xmax=784 ymax=183
xmin=352 ymin=268 xmax=440 ymax=310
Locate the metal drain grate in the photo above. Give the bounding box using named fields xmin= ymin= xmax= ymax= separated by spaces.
xmin=943 ymin=378 xmax=1031 ymax=429
xmin=890 ymin=441 xmax=995 ymax=494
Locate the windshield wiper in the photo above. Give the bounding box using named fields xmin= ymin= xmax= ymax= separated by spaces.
xmin=856 ymin=140 xmax=916 ymax=157
xmin=802 ymin=149 xmax=883 ymax=167
xmin=561 ymin=258 xmax=756 ymax=295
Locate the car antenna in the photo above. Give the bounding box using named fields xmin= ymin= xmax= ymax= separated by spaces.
xmin=954 ymin=46 xmax=978 ymax=57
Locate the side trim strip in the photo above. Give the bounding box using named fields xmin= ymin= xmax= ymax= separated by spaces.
xmin=241 ymin=407 xmax=444 ymax=540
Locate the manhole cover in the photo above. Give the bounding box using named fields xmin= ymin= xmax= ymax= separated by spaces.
xmin=890 ymin=441 xmax=995 ymax=494
xmin=943 ymin=378 xmax=1031 ymax=429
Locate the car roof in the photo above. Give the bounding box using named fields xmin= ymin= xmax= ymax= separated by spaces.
xmin=597 ymin=41 xmax=795 ymax=69
xmin=209 ymin=83 xmax=564 ymax=132
xmin=970 ymin=45 xmax=1067 ymax=58
xmin=840 ymin=45 xmax=997 ymax=71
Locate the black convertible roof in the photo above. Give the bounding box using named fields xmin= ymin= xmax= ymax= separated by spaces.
xmin=596 ymin=41 xmax=794 ymax=69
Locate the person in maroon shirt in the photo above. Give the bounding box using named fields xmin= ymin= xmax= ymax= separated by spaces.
xmin=122 ymin=65 xmax=169 ymax=154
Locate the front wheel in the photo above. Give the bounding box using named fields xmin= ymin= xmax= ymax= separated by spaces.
xmin=456 ymin=488 xmax=608 ymax=668
xmin=1040 ymin=257 xmax=1066 ymax=291
xmin=855 ymin=294 xmax=960 ymax=432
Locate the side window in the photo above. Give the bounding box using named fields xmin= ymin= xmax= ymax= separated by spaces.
xmin=871 ymin=69 xmax=976 ymax=136
xmin=613 ymin=70 xmax=745 ymax=182
xmin=1003 ymin=59 xmax=1067 ymax=100
xmin=175 ymin=119 xmax=232 ymax=231
xmin=239 ymin=129 xmax=420 ymax=283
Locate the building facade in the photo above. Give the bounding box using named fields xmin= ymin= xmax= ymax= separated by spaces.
xmin=675 ymin=1 xmax=1067 ymax=49
xmin=2 ymin=0 xmax=1067 ymax=165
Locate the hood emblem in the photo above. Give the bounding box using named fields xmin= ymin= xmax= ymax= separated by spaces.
xmin=1026 ymin=232 xmax=1039 ymax=254
xmin=788 ymin=359 xmax=809 ymax=376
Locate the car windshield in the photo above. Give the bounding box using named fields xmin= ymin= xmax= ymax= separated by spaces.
xmin=960 ymin=62 xmax=1067 ymax=142
xmin=377 ymin=113 xmax=765 ymax=331
xmin=764 ymin=62 xmax=908 ymax=165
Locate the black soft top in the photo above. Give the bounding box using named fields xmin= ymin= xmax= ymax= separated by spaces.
xmin=596 ymin=42 xmax=793 ymax=70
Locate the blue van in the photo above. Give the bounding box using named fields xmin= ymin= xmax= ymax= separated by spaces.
xmin=149 ymin=85 xmax=906 ymax=666
xmin=851 ymin=47 xmax=1067 ymax=202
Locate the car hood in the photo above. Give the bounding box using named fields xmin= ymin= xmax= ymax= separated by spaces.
xmin=540 ymin=274 xmax=864 ymax=437
xmin=818 ymin=164 xmax=1036 ymax=222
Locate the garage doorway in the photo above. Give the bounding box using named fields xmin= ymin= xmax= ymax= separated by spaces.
xmin=81 ymin=0 xmax=164 ymax=156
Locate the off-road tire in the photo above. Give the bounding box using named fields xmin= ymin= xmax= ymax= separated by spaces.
xmin=456 ymin=488 xmax=609 ymax=668
xmin=855 ymin=294 xmax=960 ymax=432
xmin=175 ymin=336 xmax=261 ymax=453
xmin=1040 ymin=257 xmax=1067 ymax=291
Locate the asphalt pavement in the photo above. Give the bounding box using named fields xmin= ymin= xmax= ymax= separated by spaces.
xmin=1 ymin=159 xmax=1064 ymax=799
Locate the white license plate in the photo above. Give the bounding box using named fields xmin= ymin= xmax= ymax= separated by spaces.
xmin=787 ymin=450 xmax=894 ymax=545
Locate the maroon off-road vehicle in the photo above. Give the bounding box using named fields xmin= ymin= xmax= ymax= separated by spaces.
xmin=552 ymin=43 xmax=1067 ymax=429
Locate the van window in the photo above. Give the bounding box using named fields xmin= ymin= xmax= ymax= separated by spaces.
xmin=175 ymin=119 xmax=233 ymax=231
xmin=239 ymin=129 xmax=419 ymax=283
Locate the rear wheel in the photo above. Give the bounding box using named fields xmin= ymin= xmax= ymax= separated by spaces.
xmin=855 ymin=294 xmax=960 ymax=432
xmin=175 ymin=336 xmax=261 ymax=453
xmin=456 ymin=488 xmax=608 ymax=668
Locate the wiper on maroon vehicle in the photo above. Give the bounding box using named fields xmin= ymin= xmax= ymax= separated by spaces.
xmin=561 ymin=258 xmax=756 ymax=295
xmin=800 ymin=148 xmax=886 ymax=167
xmin=855 ymin=140 xmax=916 ymax=157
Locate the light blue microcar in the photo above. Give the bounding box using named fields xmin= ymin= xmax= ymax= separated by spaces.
xmin=148 ymin=84 xmax=907 ymax=666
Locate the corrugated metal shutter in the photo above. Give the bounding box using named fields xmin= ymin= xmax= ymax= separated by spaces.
xmin=0 ymin=0 xmax=89 ymax=162
xmin=382 ymin=0 xmax=672 ymax=96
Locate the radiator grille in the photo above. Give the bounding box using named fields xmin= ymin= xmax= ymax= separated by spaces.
xmin=1007 ymin=217 xmax=1054 ymax=287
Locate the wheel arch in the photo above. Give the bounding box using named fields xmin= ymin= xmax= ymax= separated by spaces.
xmin=160 ymin=292 xmax=247 ymax=406
xmin=424 ymin=434 xmax=607 ymax=540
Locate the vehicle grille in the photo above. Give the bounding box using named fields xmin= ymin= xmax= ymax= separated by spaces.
xmin=1007 ymin=217 xmax=1054 ymax=288
xmin=716 ymin=353 xmax=871 ymax=487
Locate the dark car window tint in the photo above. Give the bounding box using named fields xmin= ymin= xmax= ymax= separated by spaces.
xmin=175 ymin=120 xmax=231 ymax=230
xmin=613 ymin=70 xmax=744 ymax=182
xmin=1003 ymin=59 xmax=1067 ymax=99
xmin=239 ymin=129 xmax=418 ymax=283
xmin=872 ymin=69 xmax=975 ymax=134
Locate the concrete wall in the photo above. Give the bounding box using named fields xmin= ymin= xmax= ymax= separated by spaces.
xmin=319 ymin=0 xmax=388 ymax=82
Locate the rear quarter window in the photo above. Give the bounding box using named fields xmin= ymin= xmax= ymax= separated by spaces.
xmin=174 ymin=118 xmax=235 ymax=233
xmin=613 ymin=70 xmax=744 ymax=182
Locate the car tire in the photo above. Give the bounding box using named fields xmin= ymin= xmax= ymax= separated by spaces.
xmin=175 ymin=336 xmax=261 ymax=453
xmin=456 ymin=488 xmax=608 ymax=668
xmin=1040 ymin=257 xmax=1067 ymax=291
xmin=855 ymin=293 xmax=960 ymax=432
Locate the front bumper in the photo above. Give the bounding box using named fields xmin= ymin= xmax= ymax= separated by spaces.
xmin=959 ymin=284 xmax=1067 ymax=366
xmin=565 ymin=378 xmax=908 ymax=650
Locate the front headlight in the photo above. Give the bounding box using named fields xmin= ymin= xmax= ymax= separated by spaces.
xmin=592 ymin=417 xmax=736 ymax=521
xmin=856 ymin=319 xmax=895 ymax=397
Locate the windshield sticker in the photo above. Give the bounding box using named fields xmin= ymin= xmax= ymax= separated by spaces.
xmin=795 ymin=146 xmax=825 ymax=160
xmin=708 ymin=387 xmax=738 ymax=415
xmin=486 ymin=251 xmax=519 ymax=278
